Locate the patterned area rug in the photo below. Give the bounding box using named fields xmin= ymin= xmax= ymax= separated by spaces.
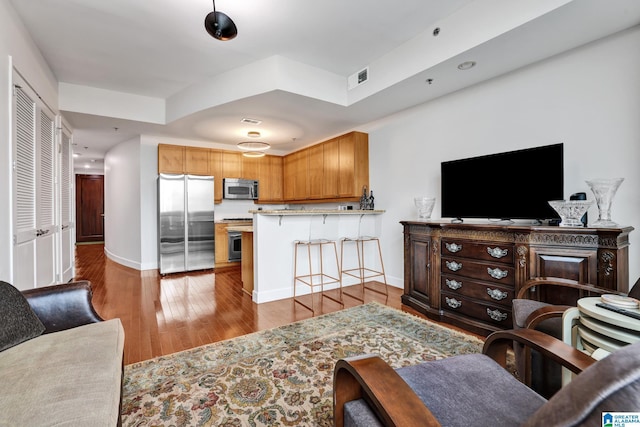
xmin=122 ymin=302 xmax=484 ymax=426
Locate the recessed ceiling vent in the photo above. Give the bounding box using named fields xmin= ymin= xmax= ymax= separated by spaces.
xmin=348 ymin=67 xmax=369 ymax=90
xmin=241 ymin=117 xmax=262 ymax=125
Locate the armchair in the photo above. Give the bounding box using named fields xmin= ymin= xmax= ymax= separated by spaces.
xmin=333 ymin=328 xmax=640 ymax=427
xmin=512 ymin=277 xmax=639 ymax=397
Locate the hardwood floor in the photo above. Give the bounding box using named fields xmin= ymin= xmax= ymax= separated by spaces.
xmin=74 ymin=243 xmax=475 ymax=365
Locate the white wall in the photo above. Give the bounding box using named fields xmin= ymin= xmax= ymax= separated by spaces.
xmin=0 ymin=0 xmax=59 ymax=282
xmin=367 ymin=25 xmax=640 ymax=288
xmin=104 ymin=137 xmax=143 ymax=269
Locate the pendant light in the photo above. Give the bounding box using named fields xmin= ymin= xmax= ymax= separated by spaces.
xmin=204 ymin=0 xmax=237 ymax=41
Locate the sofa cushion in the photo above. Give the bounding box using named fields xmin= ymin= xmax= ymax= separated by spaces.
xmin=0 ymin=318 xmax=125 ymax=426
xmin=0 ymin=281 xmax=45 ymax=352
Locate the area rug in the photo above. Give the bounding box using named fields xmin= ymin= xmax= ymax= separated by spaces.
xmin=122 ymin=302 xmax=484 ymax=426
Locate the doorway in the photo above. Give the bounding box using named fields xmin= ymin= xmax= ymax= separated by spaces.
xmin=76 ymin=174 xmax=104 ymax=243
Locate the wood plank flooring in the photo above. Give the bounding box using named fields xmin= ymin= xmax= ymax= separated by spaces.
xmin=74 ymin=243 xmax=476 ymax=365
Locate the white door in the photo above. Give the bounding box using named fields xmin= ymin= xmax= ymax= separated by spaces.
xmin=59 ymin=123 xmax=74 ymax=282
xmin=12 ymin=75 xmax=58 ymax=289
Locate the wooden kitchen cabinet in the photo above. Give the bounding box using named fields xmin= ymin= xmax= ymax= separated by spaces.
xmin=209 ymin=150 xmax=223 ymax=203
xmin=258 ymin=155 xmax=283 ymax=202
xmin=307 ymin=144 xmax=324 ymax=199
xmin=323 ymin=137 xmax=340 ymax=197
xmin=158 ymin=144 xmax=185 ymax=173
xmin=401 ymin=221 xmax=633 ymax=336
xmin=241 ymin=156 xmax=260 ymax=180
xmin=282 ymin=131 xmax=369 ymax=202
xmin=185 ymin=147 xmax=210 ymax=175
xmin=284 ymin=149 xmax=309 ymax=200
xmin=222 ymin=151 xmax=242 ymax=179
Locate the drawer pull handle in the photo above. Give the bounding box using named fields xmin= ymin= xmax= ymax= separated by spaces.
xmin=446 ymin=261 xmax=463 ymax=272
xmin=487 ymin=267 xmax=508 ymax=280
xmin=487 ymin=247 xmax=508 ymax=259
xmin=445 ymin=242 xmax=462 ymax=253
xmin=487 ymin=308 xmax=508 ymax=322
xmin=487 ymin=288 xmax=508 ymax=300
xmin=446 ymin=279 xmax=462 ymax=290
xmin=446 ymin=297 xmax=462 ymax=309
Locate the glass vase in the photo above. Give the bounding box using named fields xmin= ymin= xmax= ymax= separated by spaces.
xmin=585 ymin=178 xmax=624 ymax=227
xmin=414 ymin=197 xmax=435 ymax=219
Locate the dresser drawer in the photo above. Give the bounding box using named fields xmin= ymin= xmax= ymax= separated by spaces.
xmin=441 ymin=275 xmax=514 ymax=307
xmin=441 ymin=239 xmax=514 ymax=265
xmin=441 ymin=257 xmax=515 ymax=286
xmin=441 ymin=292 xmax=512 ymax=328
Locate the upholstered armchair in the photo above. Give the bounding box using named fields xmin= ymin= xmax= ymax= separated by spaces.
xmin=512 ymin=277 xmax=640 ymax=397
xmin=333 ymin=328 xmax=640 ymax=427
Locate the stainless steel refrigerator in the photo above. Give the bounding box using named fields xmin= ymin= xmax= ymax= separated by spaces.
xmin=158 ymin=174 xmax=215 ymax=274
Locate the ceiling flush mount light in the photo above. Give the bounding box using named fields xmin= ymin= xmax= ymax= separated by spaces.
xmin=237 ymin=141 xmax=270 ymax=151
xmin=204 ymin=0 xmax=237 ymax=41
xmin=242 ymin=151 xmax=266 ymax=158
xmin=457 ymin=61 xmax=476 ymax=71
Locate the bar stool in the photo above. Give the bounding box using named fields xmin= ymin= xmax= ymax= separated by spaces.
xmin=340 ymin=235 xmax=388 ymax=302
xmin=293 ymin=238 xmax=343 ymax=314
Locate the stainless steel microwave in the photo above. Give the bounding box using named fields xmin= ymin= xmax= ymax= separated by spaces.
xmin=223 ymin=178 xmax=259 ymax=200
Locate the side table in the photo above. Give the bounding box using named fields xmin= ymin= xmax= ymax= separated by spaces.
xmin=562 ymin=297 xmax=640 ymax=384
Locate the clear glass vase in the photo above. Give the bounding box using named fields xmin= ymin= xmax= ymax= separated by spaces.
xmin=585 ymin=178 xmax=624 ymax=227
xmin=414 ymin=197 xmax=435 ymax=219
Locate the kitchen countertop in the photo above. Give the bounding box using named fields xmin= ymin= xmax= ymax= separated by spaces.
xmin=227 ymin=225 xmax=253 ymax=232
xmin=249 ymin=209 xmax=385 ymax=216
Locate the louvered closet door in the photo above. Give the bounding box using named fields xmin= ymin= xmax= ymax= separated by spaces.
xmin=13 ymin=80 xmax=58 ymax=289
xmin=35 ymin=106 xmax=57 ymax=287
xmin=59 ymin=125 xmax=74 ymax=282
xmin=13 ymin=85 xmax=38 ymax=288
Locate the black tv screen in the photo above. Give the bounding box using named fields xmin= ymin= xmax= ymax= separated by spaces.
xmin=441 ymin=143 xmax=564 ymax=221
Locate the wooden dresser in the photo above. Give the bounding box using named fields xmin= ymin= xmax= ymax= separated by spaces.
xmin=400 ymin=221 xmax=633 ymax=336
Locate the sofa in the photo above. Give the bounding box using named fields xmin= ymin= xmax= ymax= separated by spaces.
xmin=0 ymin=280 xmax=124 ymax=426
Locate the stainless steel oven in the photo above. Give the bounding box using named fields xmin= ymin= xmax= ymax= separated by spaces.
xmin=228 ymin=230 xmax=242 ymax=262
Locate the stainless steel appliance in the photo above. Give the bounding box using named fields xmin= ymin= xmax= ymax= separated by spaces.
xmin=223 ymin=178 xmax=259 ymax=200
xmin=228 ymin=230 xmax=242 ymax=262
xmin=158 ymin=174 xmax=215 ymax=274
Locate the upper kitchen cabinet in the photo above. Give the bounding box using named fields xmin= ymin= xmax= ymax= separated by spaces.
xmin=337 ymin=131 xmax=369 ymax=198
xmin=185 ymin=147 xmax=210 ymax=175
xmin=158 ymin=144 xmax=185 ymax=173
xmin=209 ymin=150 xmax=223 ymax=203
xmin=307 ymin=144 xmax=325 ymax=199
xmin=258 ymin=155 xmax=283 ymax=203
xmin=241 ymin=156 xmax=260 ymax=181
xmin=284 ymin=149 xmax=309 ymax=200
xmin=158 ymin=144 xmax=212 ymax=176
xmin=222 ymin=151 xmax=243 ymax=179
xmin=283 ymin=131 xmax=369 ymax=202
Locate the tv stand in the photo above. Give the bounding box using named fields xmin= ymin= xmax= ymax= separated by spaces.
xmin=400 ymin=220 xmax=633 ymax=336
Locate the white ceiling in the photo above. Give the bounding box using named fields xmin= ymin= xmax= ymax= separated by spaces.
xmin=9 ymin=0 xmax=640 ymax=171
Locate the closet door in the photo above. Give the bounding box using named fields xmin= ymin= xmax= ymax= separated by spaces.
xmin=12 ymin=78 xmax=58 ymax=289
xmin=59 ymin=123 xmax=74 ymax=282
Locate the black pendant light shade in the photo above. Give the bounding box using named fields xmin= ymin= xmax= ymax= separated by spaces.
xmin=204 ymin=1 xmax=237 ymax=41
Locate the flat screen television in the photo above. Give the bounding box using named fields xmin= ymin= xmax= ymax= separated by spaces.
xmin=440 ymin=143 xmax=564 ymax=221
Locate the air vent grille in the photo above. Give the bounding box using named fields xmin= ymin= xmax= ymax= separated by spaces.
xmin=241 ymin=117 xmax=262 ymax=125
xmin=348 ymin=67 xmax=369 ymax=90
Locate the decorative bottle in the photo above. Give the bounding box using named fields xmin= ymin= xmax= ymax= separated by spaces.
xmin=360 ymin=186 xmax=368 ymax=210
xmin=368 ymin=191 xmax=375 ymax=210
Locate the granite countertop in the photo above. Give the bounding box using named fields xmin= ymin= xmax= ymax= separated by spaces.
xmin=249 ymin=209 xmax=385 ymax=216
xmin=226 ymin=225 xmax=253 ymax=232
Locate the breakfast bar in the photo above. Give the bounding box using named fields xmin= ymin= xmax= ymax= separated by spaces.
xmin=248 ymin=209 xmax=385 ymax=303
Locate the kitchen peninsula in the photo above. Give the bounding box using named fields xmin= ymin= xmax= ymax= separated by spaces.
xmin=248 ymin=209 xmax=385 ymax=303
